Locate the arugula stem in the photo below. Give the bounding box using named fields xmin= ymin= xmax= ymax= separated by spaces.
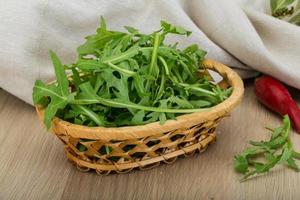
xmin=173 ymin=68 xmax=184 ymax=83
xmin=293 ymin=151 xmax=300 ymax=159
xmin=178 ymin=83 xmax=217 ymax=96
xmin=106 ymin=62 xmax=136 ymax=76
xmin=149 ymin=34 xmax=160 ymax=74
xmin=101 ymin=47 xmax=139 ymax=64
xmin=145 ymin=33 xmax=160 ymax=91
xmin=241 ymin=156 xmax=280 ymax=182
xmin=93 ymin=74 xmax=103 ymax=93
xmin=34 ymin=85 xmax=68 ymax=101
xmin=71 ymin=105 xmax=103 ymax=126
xmin=71 ymin=98 xmax=208 ymax=113
xmin=158 ymin=56 xmax=170 ymax=75
xmin=179 ymin=60 xmax=194 ymax=79
xmin=155 ymin=67 xmax=166 ymax=101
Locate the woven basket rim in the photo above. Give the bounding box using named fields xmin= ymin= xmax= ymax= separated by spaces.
xmin=36 ymin=59 xmax=244 ymax=140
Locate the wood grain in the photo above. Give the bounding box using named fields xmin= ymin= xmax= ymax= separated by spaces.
xmin=0 ymin=82 xmax=300 ymax=200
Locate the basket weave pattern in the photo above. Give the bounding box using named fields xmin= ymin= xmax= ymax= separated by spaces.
xmin=36 ymin=59 xmax=244 ymax=174
xmin=62 ymin=119 xmax=219 ymax=174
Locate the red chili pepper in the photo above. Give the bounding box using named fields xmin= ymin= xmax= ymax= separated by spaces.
xmin=254 ymin=75 xmax=300 ymax=134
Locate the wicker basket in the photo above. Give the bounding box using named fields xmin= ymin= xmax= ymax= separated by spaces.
xmin=36 ymin=59 xmax=244 ymax=175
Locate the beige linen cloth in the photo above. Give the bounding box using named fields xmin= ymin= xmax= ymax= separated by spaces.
xmin=0 ymin=0 xmax=299 ymax=104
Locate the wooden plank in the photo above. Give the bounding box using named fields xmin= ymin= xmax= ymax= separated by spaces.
xmin=0 ymin=89 xmax=70 ymax=199
xmin=0 ymin=83 xmax=300 ymax=199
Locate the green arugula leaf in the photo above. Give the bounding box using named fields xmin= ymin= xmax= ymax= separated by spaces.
xmin=271 ymin=126 xmax=283 ymax=139
xmin=131 ymin=110 xmax=145 ymax=125
xmin=124 ymin=26 xmax=139 ymax=34
xmin=234 ymin=155 xmax=249 ymax=173
xmin=292 ymin=150 xmax=300 ymax=159
xmin=241 ymin=156 xmax=280 ymax=182
xmin=70 ymin=105 xmax=104 ymax=126
xmin=278 ymin=142 xmax=293 ymax=164
xmin=286 ymin=158 xmax=300 ymax=171
xmin=189 ymin=100 xmax=212 ymax=108
xmin=160 ymin=20 xmax=192 ymax=36
xmin=77 ymin=18 xmax=126 ymax=57
xmin=97 ymin=16 xmax=107 ymax=33
xmin=270 ymin=0 xmax=300 ymax=25
xmin=265 ymin=152 xmax=276 ymax=161
xmin=234 ymin=115 xmax=300 ymax=182
xmin=271 ymin=0 xmax=295 ymax=12
xmin=297 ymin=0 xmax=300 ymax=9
xmin=50 ymin=51 xmax=70 ymax=96
xmin=33 ymin=51 xmax=73 ymax=129
xmin=101 ymin=46 xmax=140 ymax=64
xmin=289 ymin=12 xmax=300 ymax=25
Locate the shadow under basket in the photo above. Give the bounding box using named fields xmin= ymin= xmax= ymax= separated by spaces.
xmin=36 ymin=59 xmax=244 ymax=175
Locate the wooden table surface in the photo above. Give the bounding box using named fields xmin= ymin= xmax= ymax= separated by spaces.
xmin=1 ymin=81 xmax=300 ymax=200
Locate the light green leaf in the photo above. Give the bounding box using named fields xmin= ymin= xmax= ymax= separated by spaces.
xmin=33 ymin=51 xmax=73 ymax=129
xmin=234 ymin=155 xmax=249 ymax=174
xmin=286 ymin=158 xmax=300 ymax=171
xmin=189 ymin=100 xmax=212 ymax=108
xmin=289 ymin=12 xmax=300 ymax=25
xmin=97 ymin=16 xmax=107 ymax=34
xmin=160 ymin=20 xmax=192 ymax=36
xmin=49 ymin=50 xmax=69 ymax=97
xmin=76 ymin=59 xmax=107 ymax=71
xmin=71 ymin=105 xmax=104 ymax=126
xmin=131 ymin=110 xmax=145 ymax=125
xmin=293 ymin=150 xmax=300 ymax=159
xmin=124 ymin=26 xmax=139 ymax=34
xmin=271 ymin=0 xmax=296 ymax=12
xmin=278 ymin=143 xmax=293 ymax=164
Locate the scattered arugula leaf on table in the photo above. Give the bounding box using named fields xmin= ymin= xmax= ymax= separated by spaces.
xmin=234 ymin=115 xmax=300 ymax=182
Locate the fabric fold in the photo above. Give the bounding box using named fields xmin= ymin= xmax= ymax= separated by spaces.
xmin=0 ymin=0 xmax=299 ymax=105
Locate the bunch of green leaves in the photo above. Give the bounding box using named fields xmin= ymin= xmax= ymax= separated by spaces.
xmin=32 ymin=17 xmax=232 ymax=129
xmin=271 ymin=0 xmax=300 ymax=25
xmin=234 ymin=115 xmax=300 ymax=182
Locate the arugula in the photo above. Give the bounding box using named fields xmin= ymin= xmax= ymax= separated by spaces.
xmin=270 ymin=0 xmax=300 ymax=25
xmin=33 ymin=51 xmax=74 ymax=128
xmin=271 ymin=0 xmax=295 ymax=11
xmin=234 ymin=115 xmax=300 ymax=182
xmin=32 ymin=18 xmax=232 ymax=129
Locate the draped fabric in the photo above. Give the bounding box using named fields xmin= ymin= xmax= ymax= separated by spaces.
xmin=0 ymin=0 xmax=299 ymax=104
